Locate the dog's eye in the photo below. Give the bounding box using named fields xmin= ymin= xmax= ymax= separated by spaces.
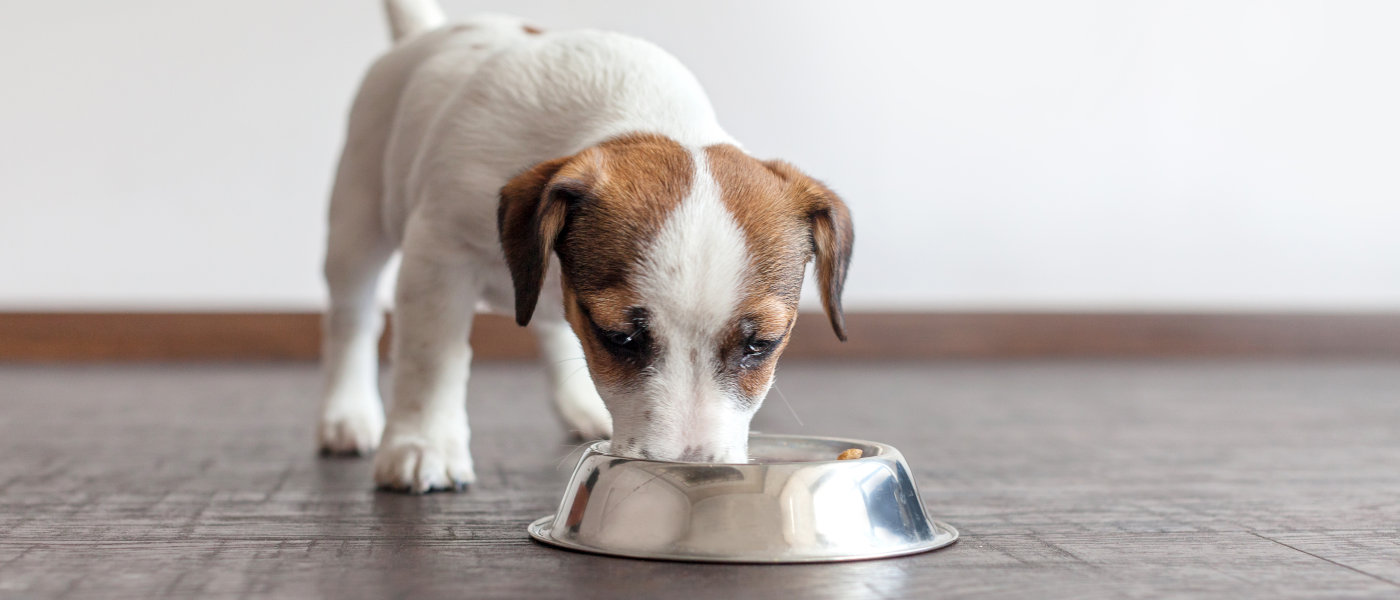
xmin=597 ymin=326 xmax=648 ymax=360
xmin=605 ymin=330 xmax=638 ymax=348
xmin=743 ymin=340 xmax=774 ymax=356
xmin=581 ymin=304 xmax=652 ymax=363
xmin=737 ymin=338 xmax=777 ymax=370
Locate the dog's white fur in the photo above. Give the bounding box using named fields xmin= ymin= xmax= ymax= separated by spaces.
xmin=604 ymin=148 xmax=756 ymax=463
xmin=318 ymin=3 xmax=755 ymax=491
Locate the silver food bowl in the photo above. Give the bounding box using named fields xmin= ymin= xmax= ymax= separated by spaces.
xmin=528 ymin=434 xmax=958 ymax=563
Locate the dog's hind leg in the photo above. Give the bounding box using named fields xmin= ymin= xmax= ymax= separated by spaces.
xmin=317 ymin=148 xmax=395 ymax=456
xmin=532 ymin=312 xmax=613 ymax=441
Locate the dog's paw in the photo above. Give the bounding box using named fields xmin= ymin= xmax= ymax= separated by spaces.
xmin=554 ymin=380 xmax=613 ymax=440
xmin=317 ymin=404 xmax=384 ymax=456
xmin=373 ymin=434 xmax=476 ymax=493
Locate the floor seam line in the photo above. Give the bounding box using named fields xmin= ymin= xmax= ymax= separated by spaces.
xmin=1249 ymin=532 xmax=1400 ymax=588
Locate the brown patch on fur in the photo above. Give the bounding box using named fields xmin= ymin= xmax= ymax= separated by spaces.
xmin=737 ymin=357 xmax=778 ymax=399
xmin=705 ymin=145 xmax=853 ymax=342
xmin=580 ymin=287 xmax=639 ymax=330
xmin=499 ymin=134 xmax=693 ymax=327
xmin=705 ymin=145 xmax=810 ymax=308
xmin=561 ymin=282 xmax=628 ymax=390
xmin=763 ymin=160 xmax=854 ymax=340
xmin=522 ymin=24 xmax=544 ymax=35
xmin=559 ymin=134 xmax=694 ymax=297
xmin=743 ymin=296 xmax=798 ymax=340
xmin=705 ymin=145 xmax=852 ymax=399
xmin=501 ymin=133 xmax=694 ymax=385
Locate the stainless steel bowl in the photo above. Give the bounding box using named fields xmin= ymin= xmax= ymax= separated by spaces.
xmin=527 ymin=434 xmax=958 ymax=563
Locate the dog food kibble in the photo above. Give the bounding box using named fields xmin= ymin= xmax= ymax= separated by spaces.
xmin=837 ymin=448 xmax=863 ymax=460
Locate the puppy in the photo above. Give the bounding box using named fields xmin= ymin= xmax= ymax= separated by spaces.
xmin=317 ymin=0 xmax=853 ymax=492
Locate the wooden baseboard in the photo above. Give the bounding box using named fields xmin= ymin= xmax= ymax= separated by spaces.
xmin=1 ymin=312 xmax=1398 ymax=362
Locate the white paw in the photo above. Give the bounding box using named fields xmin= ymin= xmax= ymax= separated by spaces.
xmin=555 ymin=381 xmax=613 ymax=440
xmin=317 ymin=402 xmax=384 ymax=455
xmin=373 ymin=431 xmax=476 ymax=493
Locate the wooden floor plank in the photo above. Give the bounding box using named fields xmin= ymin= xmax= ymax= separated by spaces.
xmin=1 ymin=361 xmax=1398 ymax=598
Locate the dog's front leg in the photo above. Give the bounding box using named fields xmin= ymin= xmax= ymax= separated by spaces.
xmin=373 ymin=249 xmax=479 ymax=493
xmin=532 ymin=318 xmax=612 ymax=440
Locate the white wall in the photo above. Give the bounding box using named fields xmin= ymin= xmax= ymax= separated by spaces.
xmin=2 ymin=1 xmax=1397 ymax=311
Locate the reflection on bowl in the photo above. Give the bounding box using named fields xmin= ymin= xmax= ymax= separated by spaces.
xmin=528 ymin=434 xmax=958 ymax=563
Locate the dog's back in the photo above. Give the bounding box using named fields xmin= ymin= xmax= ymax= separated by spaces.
xmin=346 ymin=2 xmax=733 ymax=250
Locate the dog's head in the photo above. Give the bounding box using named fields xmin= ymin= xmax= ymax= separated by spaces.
xmin=499 ymin=133 xmax=852 ymax=462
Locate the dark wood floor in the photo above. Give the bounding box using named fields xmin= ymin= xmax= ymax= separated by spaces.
xmin=1 ymin=360 xmax=1398 ymax=599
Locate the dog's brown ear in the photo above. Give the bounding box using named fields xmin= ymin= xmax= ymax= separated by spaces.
xmin=498 ymin=154 xmax=595 ymax=326
xmin=765 ymin=161 xmax=855 ymax=341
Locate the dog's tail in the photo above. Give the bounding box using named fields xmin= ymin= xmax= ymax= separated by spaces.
xmin=383 ymin=0 xmax=446 ymax=43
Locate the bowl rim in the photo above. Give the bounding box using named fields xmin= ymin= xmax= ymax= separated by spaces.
xmin=583 ymin=432 xmax=901 ymax=467
xmin=528 ymin=515 xmax=960 ymax=564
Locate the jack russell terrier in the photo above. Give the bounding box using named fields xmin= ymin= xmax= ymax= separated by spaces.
xmin=317 ymin=0 xmax=853 ymax=493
